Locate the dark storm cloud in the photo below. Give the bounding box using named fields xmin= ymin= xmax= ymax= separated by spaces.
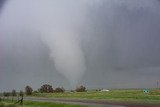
xmin=83 ymin=0 xmax=160 ymax=69
xmin=0 ymin=0 xmax=6 ymax=12
xmin=0 ymin=0 xmax=160 ymax=91
xmin=0 ymin=0 xmax=5 ymax=7
xmin=80 ymin=0 xmax=160 ymax=88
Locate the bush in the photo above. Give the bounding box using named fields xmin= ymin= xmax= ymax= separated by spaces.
xmin=11 ymin=90 xmax=16 ymax=97
xmin=70 ymin=90 xmax=75 ymax=93
xmin=33 ymin=91 xmax=38 ymax=93
xmin=75 ymin=85 xmax=86 ymax=92
xmin=3 ymin=92 xmax=10 ymax=97
xmin=54 ymin=87 xmax=65 ymax=93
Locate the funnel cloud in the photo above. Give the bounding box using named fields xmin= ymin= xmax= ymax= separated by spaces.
xmin=41 ymin=30 xmax=86 ymax=86
xmin=0 ymin=0 xmax=160 ymax=91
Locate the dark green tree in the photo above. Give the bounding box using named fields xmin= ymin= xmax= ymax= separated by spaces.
xmin=25 ymin=86 xmax=33 ymax=95
xmin=39 ymin=84 xmax=53 ymax=93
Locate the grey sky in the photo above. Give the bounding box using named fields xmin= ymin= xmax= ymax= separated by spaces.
xmin=0 ymin=0 xmax=160 ymax=92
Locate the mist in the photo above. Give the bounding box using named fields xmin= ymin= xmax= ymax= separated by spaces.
xmin=0 ymin=0 xmax=160 ymax=91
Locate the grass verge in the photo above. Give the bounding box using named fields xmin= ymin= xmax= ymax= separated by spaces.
xmin=0 ymin=101 xmax=88 ymax=107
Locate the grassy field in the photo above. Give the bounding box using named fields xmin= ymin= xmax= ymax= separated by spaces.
xmin=1 ymin=89 xmax=160 ymax=106
xmin=0 ymin=101 xmax=87 ymax=107
xmin=31 ymin=89 xmax=160 ymax=103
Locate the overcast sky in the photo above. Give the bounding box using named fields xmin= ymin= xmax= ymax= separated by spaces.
xmin=0 ymin=0 xmax=160 ymax=92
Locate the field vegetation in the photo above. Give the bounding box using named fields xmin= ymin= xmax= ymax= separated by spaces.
xmin=31 ymin=89 xmax=160 ymax=103
xmin=1 ymin=84 xmax=160 ymax=105
xmin=0 ymin=101 xmax=87 ymax=107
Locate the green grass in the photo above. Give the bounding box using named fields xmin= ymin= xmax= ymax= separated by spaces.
xmin=0 ymin=101 xmax=87 ymax=107
xmin=2 ymin=89 xmax=160 ymax=106
xmin=31 ymin=89 xmax=160 ymax=103
xmin=0 ymin=102 xmax=16 ymax=107
xmin=22 ymin=100 xmax=87 ymax=107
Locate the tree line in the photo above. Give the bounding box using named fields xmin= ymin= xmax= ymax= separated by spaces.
xmin=1 ymin=84 xmax=86 ymax=97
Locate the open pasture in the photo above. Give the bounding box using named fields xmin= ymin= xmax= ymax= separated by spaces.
xmin=32 ymin=89 xmax=160 ymax=103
